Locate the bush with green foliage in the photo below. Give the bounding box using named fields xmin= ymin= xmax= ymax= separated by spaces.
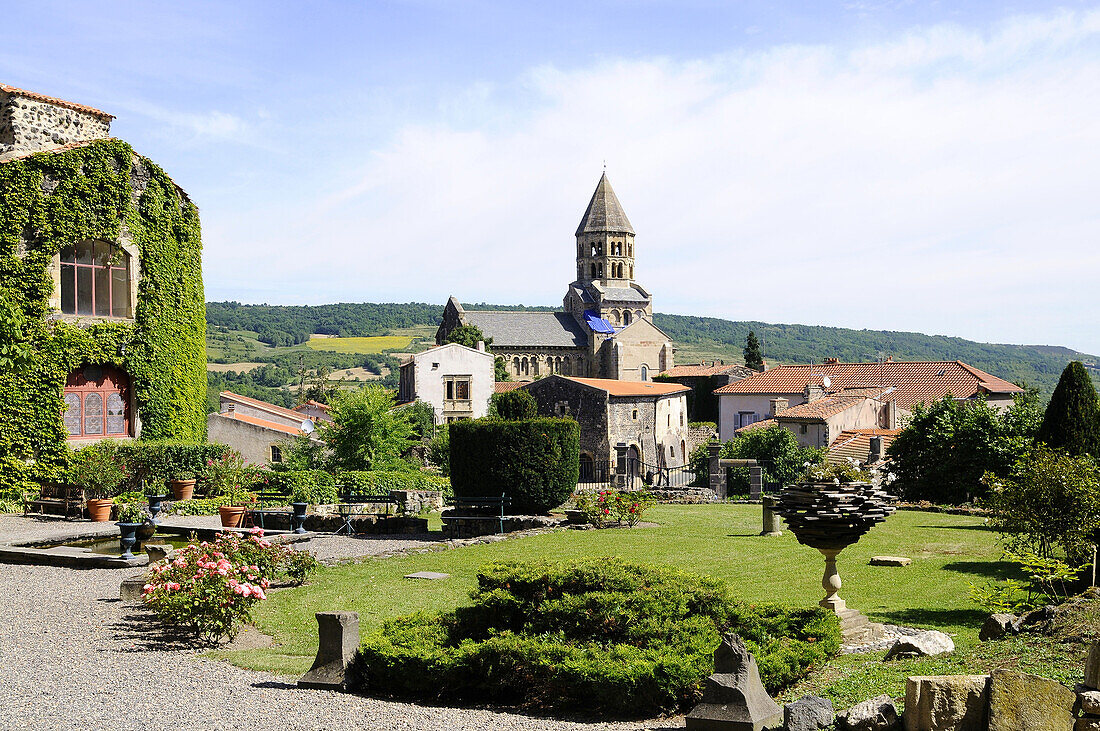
xmin=402 ymin=400 xmax=437 ymax=442
xmin=573 ymin=489 xmax=656 ymax=527
xmin=427 ymin=424 xmax=450 ymax=476
xmin=888 ymin=393 xmax=1040 ymax=504
xmin=969 ymin=550 xmax=1088 ymax=613
xmin=490 ymin=389 xmax=537 ymax=420
xmin=264 ymin=469 xmax=338 ymax=504
xmin=449 ymin=418 xmax=578 ymax=514
xmin=167 ymin=495 xmax=237 ymax=516
xmin=113 ymin=441 xmax=230 ymax=489
xmin=338 ymin=470 xmax=452 ymax=500
xmin=318 ymin=385 xmax=414 ymax=471
xmin=351 ymin=558 xmax=839 ymax=717
xmin=1038 ymin=361 xmax=1100 ymax=457
xmin=70 ymin=440 xmax=130 ymax=499
xmin=984 ymin=445 xmax=1100 ymax=565
xmin=689 ymin=427 xmax=824 ymax=494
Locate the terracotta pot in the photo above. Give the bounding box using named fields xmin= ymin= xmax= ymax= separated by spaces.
xmin=218 ymin=505 xmax=246 ymax=528
xmin=170 ymin=479 xmax=196 ymax=501
xmin=87 ymin=498 xmax=114 ymax=522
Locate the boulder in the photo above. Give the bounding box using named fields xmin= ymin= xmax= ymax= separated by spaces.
xmin=870 ymin=556 xmax=912 ymax=567
xmin=904 ymin=675 xmax=989 ymax=731
xmin=685 ymin=633 xmax=783 ymax=730
xmin=784 ymin=695 xmax=834 ymax=731
xmin=1078 ymin=688 xmax=1100 ymax=715
xmin=838 ymin=694 xmax=900 ymax=730
xmin=1076 ymin=719 xmax=1100 ymax=731
xmin=979 ymin=613 xmax=1019 ymax=641
xmin=987 ymin=669 xmax=1075 ymax=731
xmin=1087 ymin=642 xmax=1100 ymax=690
xmin=884 ymin=631 xmax=955 ymax=660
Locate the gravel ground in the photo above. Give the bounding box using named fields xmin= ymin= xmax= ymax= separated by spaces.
xmin=0 ymin=516 xmax=682 ymax=730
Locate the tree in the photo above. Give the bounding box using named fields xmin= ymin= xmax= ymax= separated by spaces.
xmin=317 ymin=385 xmax=414 ymax=471
xmin=690 ymin=426 xmax=824 ymax=493
xmin=743 ymin=331 xmax=764 ymax=371
xmin=445 ymin=324 xmax=492 ymax=350
xmin=491 ymin=390 xmax=538 ymax=420
xmin=1038 ymin=361 xmax=1100 ymax=457
xmin=495 ymin=357 xmax=510 ymax=382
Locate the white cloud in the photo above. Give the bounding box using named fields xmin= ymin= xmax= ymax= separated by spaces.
xmin=202 ymin=8 xmax=1100 ymax=353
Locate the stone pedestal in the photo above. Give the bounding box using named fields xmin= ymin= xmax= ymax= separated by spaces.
xmin=760 ymin=497 xmax=782 ymax=537
xmin=685 ymin=633 xmax=783 ymax=731
xmin=819 ymin=547 xmax=845 ymax=612
xmin=298 ymin=611 xmax=360 ymax=691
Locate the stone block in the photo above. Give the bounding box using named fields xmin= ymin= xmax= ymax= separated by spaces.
xmin=1076 ymin=719 xmax=1100 ymax=731
xmin=988 ymin=669 xmax=1075 ymax=731
xmin=979 ymin=613 xmax=1018 ymax=641
xmin=870 ymin=556 xmax=912 ymax=566
xmin=684 ymin=633 xmax=783 ymax=730
xmin=1086 ymin=642 xmax=1100 ymax=690
xmin=904 ymin=675 xmax=989 ymax=731
xmin=838 ymin=694 xmax=899 ymax=730
xmin=784 ymin=695 xmax=834 ymax=731
xmin=298 ymin=611 xmax=359 ymax=691
xmin=119 ymin=573 xmax=146 ymax=602
xmin=884 ymin=630 xmax=954 ymax=660
xmin=1079 ymin=688 xmax=1100 ymax=715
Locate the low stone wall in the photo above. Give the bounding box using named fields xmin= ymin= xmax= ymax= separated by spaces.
xmin=251 ymin=511 xmax=428 ymax=534
xmin=648 ymin=487 xmax=720 ymax=504
xmin=391 ymin=489 xmax=444 ymax=514
xmin=441 ymin=512 xmax=567 ymax=539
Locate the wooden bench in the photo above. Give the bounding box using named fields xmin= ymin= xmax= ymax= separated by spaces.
xmin=246 ymin=488 xmax=292 ymax=530
xmin=24 ymin=484 xmax=85 ymax=520
xmin=333 ymin=490 xmax=401 ymax=535
xmin=445 ymin=494 xmax=511 ymax=535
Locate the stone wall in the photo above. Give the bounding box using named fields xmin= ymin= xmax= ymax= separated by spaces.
xmin=0 ymin=91 xmax=112 ymax=154
xmin=525 ymin=377 xmax=611 ymax=463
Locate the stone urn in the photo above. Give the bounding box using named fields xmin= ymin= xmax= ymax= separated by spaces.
xmin=774 ymin=481 xmax=895 ymax=640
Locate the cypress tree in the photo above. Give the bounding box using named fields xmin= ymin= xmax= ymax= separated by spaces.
xmin=1038 ymin=361 xmax=1100 ymax=456
xmin=743 ymin=331 xmax=764 ymax=371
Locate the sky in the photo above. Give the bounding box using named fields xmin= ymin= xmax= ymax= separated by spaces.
xmin=4 ymin=1 xmax=1100 ymax=354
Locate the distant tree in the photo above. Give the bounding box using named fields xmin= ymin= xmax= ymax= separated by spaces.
xmin=743 ymin=331 xmax=764 ymax=371
xmin=445 ymin=324 xmax=492 ymax=350
xmin=318 ymin=385 xmax=414 ymax=471
xmin=491 ymin=390 xmax=538 ymax=420
xmin=1038 ymin=361 xmax=1100 ymax=457
xmin=495 ymin=357 xmax=510 ymax=382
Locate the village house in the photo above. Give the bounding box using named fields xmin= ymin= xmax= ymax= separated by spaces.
xmin=397 ymin=342 xmax=495 ymax=423
xmin=657 ymin=361 xmax=756 ymax=423
xmin=522 ymin=375 xmax=690 ymax=480
xmin=206 ymin=392 xmax=318 ymax=465
xmin=436 ymin=173 xmax=675 ymax=382
xmin=717 ymin=358 xmax=1023 ymax=446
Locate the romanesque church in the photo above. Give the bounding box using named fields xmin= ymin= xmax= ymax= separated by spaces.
xmin=436 ymin=173 xmax=674 ymax=381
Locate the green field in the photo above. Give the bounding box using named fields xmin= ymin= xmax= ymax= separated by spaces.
xmin=213 ymin=504 xmax=1085 ymax=708
xmin=305 ymin=335 xmax=415 ymax=354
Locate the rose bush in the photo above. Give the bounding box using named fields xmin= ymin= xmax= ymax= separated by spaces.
xmin=574 ymin=489 xmax=655 ymax=528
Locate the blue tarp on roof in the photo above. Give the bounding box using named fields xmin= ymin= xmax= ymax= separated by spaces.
xmin=584 ymin=310 xmax=616 ymax=334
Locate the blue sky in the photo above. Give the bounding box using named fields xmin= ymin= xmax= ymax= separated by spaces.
xmin=4 ymin=1 xmax=1100 ymax=354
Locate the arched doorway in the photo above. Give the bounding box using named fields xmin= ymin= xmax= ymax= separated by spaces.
xmin=579 ymin=453 xmax=594 ymax=483
xmin=627 ymin=445 xmax=641 ymax=484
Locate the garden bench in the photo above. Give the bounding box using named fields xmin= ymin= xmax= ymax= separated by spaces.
xmin=246 ymin=487 xmax=293 ymax=530
xmin=332 ymin=491 xmax=401 ymax=535
xmin=445 ymin=494 xmax=511 ymax=535
xmin=24 ymin=483 xmax=85 ymax=520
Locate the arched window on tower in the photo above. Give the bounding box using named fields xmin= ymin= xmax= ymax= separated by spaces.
xmin=598 ymin=263 xmax=604 ymax=277
xmin=60 ymin=240 xmax=132 ymax=318
xmin=513 ymin=357 xmax=520 ymax=375
xmin=591 ymin=243 xmax=598 ymax=257
xmin=640 ymin=364 xmax=649 ymax=381
xmin=563 ymin=357 xmax=571 ymax=375
xmin=610 ymin=310 xmax=620 ymax=326
xmin=590 ymin=263 xmax=597 ymax=279
xmin=629 ymin=265 xmax=634 ymax=278
xmin=623 ymin=310 xmax=632 ymax=326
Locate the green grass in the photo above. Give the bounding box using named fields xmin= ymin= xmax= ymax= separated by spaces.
xmin=305 ymin=335 xmax=415 ymax=354
xmin=213 ymin=504 xmax=1083 ymax=704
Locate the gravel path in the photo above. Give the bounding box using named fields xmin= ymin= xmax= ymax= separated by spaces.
xmin=0 ymin=516 xmax=682 ymax=730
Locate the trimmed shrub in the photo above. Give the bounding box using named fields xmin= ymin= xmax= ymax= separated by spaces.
xmin=351 ymin=558 xmax=839 ymax=717
xmin=491 ymin=389 xmax=537 ymax=420
xmin=111 ymin=441 xmax=230 ymax=489
xmin=449 ymin=418 xmax=579 ymax=514
xmin=339 ymin=470 xmax=452 ymax=500
xmin=264 ymin=469 xmax=338 ymax=504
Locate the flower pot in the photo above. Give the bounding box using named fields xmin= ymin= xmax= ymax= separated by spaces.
xmin=147 ymin=494 xmax=168 ymax=522
xmin=291 ymin=502 xmax=308 ymax=534
xmin=116 ymin=522 xmax=142 ymax=559
xmin=170 ymin=479 xmax=196 ymax=501
xmin=87 ymin=498 xmax=114 ymax=522
xmin=218 ymin=505 xmax=246 ymax=528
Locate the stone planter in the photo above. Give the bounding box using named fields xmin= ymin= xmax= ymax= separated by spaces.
xmin=86 ymin=498 xmax=113 ymax=522
xmin=218 ymin=505 xmax=246 ymax=528
xmin=170 ymin=479 xmax=195 ymax=501
xmin=116 ymin=522 xmax=142 ymax=559
xmin=147 ymin=494 xmax=168 ymax=522
xmin=291 ymin=502 xmax=308 ymax=534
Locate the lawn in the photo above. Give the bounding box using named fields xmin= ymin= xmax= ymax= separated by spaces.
xmin=215 ymin=504 xmax=1085 ymax=707
xmin=305 ymin=335 xmax=415 ymax=354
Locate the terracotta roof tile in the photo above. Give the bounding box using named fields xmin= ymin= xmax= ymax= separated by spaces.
xmin=1 ymin=84 xmax=114 ymax=118
xmin=714 ymin=360 xmax=1021 ymax=410
xmin=660 ymin=363 xmax=757 ymax=378
xmin=220 ymin=391 xmax=306 ymax=423
xmin=736 ymin=418 xmax=776 ymax=433
xmin=774 ymin=395 xmax=872 ymax=421
xmin=542 ymin=376 xmax=689 ymax=397
xmin=212 ymin=411 xmax=303 ymax=436
xmin=495 ymin=381 xmax=524 ymax=393
xmin=828 ymin=429 xmax=901 ymax=463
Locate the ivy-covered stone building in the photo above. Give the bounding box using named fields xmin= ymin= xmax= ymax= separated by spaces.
xmin=0 ymin=85 xmax=207 ymax=494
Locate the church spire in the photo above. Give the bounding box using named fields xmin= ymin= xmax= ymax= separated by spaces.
xmin=575 ymin=172 xmax=634 ymax=236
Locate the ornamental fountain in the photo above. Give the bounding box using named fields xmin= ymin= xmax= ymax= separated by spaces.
xmin=774 ymin=480 xmax=896 ymax=643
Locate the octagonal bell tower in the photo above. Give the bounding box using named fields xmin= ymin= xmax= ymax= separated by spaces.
xmin=575 ymin=173 xmax=636 ymax=285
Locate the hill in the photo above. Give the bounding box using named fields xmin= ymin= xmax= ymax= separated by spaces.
xmin=204 ymin=301 xmax=1099 ymax=397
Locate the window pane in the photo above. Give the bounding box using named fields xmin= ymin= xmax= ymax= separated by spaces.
xmin=455 ymin=380 xmax=470 ymax=400
xmin=60 ymin=246 xmax=76 ymax=263
xmin=76 ymin=241 xmax=94 ymax=265
xmin=63 ymin=393 xmax=82 ymax=436
xmin=94 ymin=266 xmax=110 ymax=316
xmin=93 ymin=241 xmax=112 ymax=266
xmin=445 ymin=381 xmax=454 ymax=400
xmin=111 ymin=267 xmax=130 ymax=317
xmin=76 ymin=267 xmax=93 ymax=315
xmin=61 ymin=264 xmax=75 ymax=313
xmin=106 ymin=392 xmax=126 ymax=434
xmin=83 ymin=392 xmax=103 ymax=435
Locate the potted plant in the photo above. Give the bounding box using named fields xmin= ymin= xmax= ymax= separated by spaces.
xmin=144 ymin=473 xmax=169 ymax=522
xmin=70 ymin=442 xmax=128 ymax=521
xmin=115 ymin=501 xmax=146 ymax=559
xmin=169 ymin=468 xmax=197 ymax=501
xmin=202 ymin=451 xmax=258 ymax=528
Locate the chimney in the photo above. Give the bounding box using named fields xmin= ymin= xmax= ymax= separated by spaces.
xmin=868 ymin=435 xmax=885 ymax=464
xmin=770 ymin=397 xmax=789 ymax=416
xmin=226 ymin=403 xmax=235 ymax=414
xmin=805 ymin=384 xmax=824 ymax=402
xmin=823 ymin=357 xmax=839 ymax=365
xmin=476 ymin=340 xmax=486 ymax=352
xmin=0 ymin=87 xmax=114 ymax=155
xmin=885 ymin=356 xmax=893 ymax=362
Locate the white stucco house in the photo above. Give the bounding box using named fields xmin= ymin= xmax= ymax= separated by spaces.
xmin=397 ymin=342 xmax=495 ymax=423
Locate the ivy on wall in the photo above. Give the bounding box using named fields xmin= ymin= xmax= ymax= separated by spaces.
xmin=0 ymin=139 xmax=207 ymax=495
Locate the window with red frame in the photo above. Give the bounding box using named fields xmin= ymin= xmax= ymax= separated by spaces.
xmin=60 ymin=240 xmax=132 ymax=318
xmin=63 ymin=366 xmax=131 ymax=439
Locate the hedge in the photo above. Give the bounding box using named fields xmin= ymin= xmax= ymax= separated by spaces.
xmin=68 ymin=440 xmax=229 ymax=493
xmin=263 ymin=469 xmax=338 ymax=504
xmin=448 ymin=418 xmax=578 ymax=514
xmin=338 ymin=470 xmax=452 ymax=500
xmin=351 ymin=558 xmax=840 ymax=718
